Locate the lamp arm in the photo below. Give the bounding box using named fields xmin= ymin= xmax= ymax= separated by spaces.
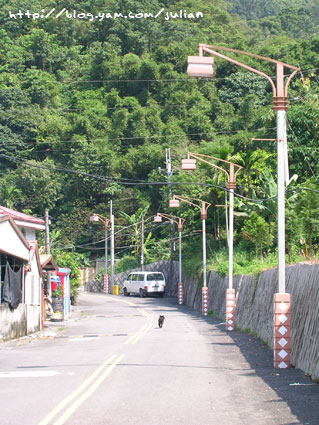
xmin=200 ymin=45 xmax=276 ymax=97
xmin=158 ymin=212 xmax=185 ymax=226
xmin=174 ymin=195 xmax=201 ymax=210
xmin=188 ymin=152 xmax=230 ymax=179
xmin=92 ymin=213 xmax=109 ymax=229
xmin=285 ymin=69 xmax=300 ymax=97
xmin=234 ymin=167 xmax=242 ymax=180
xmin=203 ymin=202 xmax=211 ymax=213
xmin=189 ymin=151 xmax=242 ymax=169
xmin=200 ymin=44 xmax=299 ymax=70
xmin=188 ymin=152 xmax=243 ymax=182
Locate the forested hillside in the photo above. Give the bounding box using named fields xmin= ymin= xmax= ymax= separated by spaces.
xmin=1 ymin=0 xmax=319 ymax=274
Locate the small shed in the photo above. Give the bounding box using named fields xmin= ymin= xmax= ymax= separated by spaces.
xmin=50 ymin=268 xmax=71 ymax=320
xmin=40 ymin=254 xmax=58 ymax=322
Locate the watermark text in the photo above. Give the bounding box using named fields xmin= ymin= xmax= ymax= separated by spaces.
xmin=8 ymin=8 xmax=204 ymax=21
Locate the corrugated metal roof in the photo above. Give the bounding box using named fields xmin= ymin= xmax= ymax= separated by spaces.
xmin=0 ymin=205 xmax=45 ymax=225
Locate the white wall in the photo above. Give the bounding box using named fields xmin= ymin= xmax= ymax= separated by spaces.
xmin=0 ymin=304 xmax=27 ymax=340
xmin=24 ymin=253 xmax=41 ymax=305
xmin=18 ymin=226 xmax=37 ymax=241
xmin=0 ymin=221 xmax=29 ymax=261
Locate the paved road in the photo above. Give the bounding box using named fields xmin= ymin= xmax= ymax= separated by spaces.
xmin=0 ymin=292 xmax=318 ymax=425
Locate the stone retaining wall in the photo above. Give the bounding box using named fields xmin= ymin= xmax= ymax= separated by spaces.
xmin=177 ymin=263 xmax=319 ymax=380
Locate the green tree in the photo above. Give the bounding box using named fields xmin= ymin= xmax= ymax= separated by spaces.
xmin=119 ymin=205 xmax=150 ymax=257
xmin=0 ymin=184 xmax=21 ymax=208
xmin=51 ymin=250 xmax=88 ymax=300
xmin=20 ymin=67 xmax=60 ymax=108
xmin=297 ymin=181 xmax=319 ymax=257
xmin=242 ymin=211 xmax=273 ymax=261
xmin=7 ymin=159 xmax=63 ymax=213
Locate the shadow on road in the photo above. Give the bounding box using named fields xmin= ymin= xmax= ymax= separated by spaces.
xmin=141 ymin=295 xmax=319 ymax=425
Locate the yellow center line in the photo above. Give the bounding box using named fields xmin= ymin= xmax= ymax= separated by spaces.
xmin=138 ymin=308 xmax=153 ymax=320
xmin=38 ymin=354 xmax=118 ymax=425
xmin=131 ymin=323 xmax=152 ymax=344
xmin=125 ymin=324 xmax=148 ymax=345
xmin=52 ymin=354 xmax=125 ymax=425
xmin=107 ymin=298 xmax=136 ymax=307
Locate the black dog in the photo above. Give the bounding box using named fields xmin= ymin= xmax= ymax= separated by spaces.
xmin=158 ymin=315 xmax=165 ymax=328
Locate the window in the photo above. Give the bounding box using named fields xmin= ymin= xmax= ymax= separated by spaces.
xmin=147 ymin=273 xmax=164 ymax=281
xmin=0 ymin=254 xmax=24 ymax=307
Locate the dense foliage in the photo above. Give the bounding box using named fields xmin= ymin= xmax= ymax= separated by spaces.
xmin=1 ymin=0 xmax=319 ymax=276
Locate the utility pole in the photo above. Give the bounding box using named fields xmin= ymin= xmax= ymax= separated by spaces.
xmin=166 ymin=148 xmax=175 ymax=288
xmin=110 ymin=200 xmax=115 ymax=292
xmin=141 ymin=215 xmax=144 ymax=271
xmin=104 ymin=220 xmax=109 ymax=294
xmin=44 ymin=208 xmax=50 ymax=255
xmin=44 ymin=208 xmax=51 ymax=300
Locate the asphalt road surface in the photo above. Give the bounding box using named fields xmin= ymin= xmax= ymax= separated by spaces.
xmin=1 ymin=292 xmax=319 ymax=425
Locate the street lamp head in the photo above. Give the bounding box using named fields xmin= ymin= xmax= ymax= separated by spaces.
xmin=89 ymin=214 xmax=99 ymax=222
xmin=187 ymin=56 xmax=214 ymax=78
xmin=181 ymin=158 xmax=196 ymax=170
xmin=169 ymin=199 xmax=180 ymax=208
xmin=154 ymin=215 xmax=162 ymax=223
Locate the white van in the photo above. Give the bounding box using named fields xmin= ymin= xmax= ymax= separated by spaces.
xmin=123 ymin=271 xmax=166 ymax=297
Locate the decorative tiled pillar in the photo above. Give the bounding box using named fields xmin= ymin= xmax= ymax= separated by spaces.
xmin=202 ymin=287 xmax=208 ymax=316
xmin=103 ymin=273 xmax=109 ymax=294
xmin=226 ymin=288 xmax=235 ymax=331
xmin=274 ymin=293 xmax=290 ymax=368
xmin=178 ymin=282 xmax=183 ymax=305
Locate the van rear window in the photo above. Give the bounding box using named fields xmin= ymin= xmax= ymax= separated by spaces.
xmin=129 ymin=274 xmax=144 ymax=281
xmin=146 ymin=273 xmax=164 ymax=281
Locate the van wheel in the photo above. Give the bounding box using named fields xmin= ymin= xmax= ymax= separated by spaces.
xmin=123 ymin=288 xmax=130 ymax=296
xmin=139 ymin=289 xmax=145 ymax=298
xmin=159 ymin=292 xmax=164 ymax=298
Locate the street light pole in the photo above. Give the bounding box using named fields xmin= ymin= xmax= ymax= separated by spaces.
xmin=110 ymin=200 xmax=116 ymax=294
xmin=178 ymin=223 xmax=182 ymax=299
xmin=141 ymin=215 xmax=144 ymax=271
xmin=105 ymin=225 xmax=108 ymax=283
xmin=89 ymin=212 xmax=110 ymax=294
xmin=154 ymin=212 xmax=185 ymax=304
xmin=182 ymin=153 xmax=242 ymax=330
xmin=186 ymin=44 xmax=300 ymax=367
xmin=166 ymin=148 xmax=175 ymax=288
xmin=169 ymin=195 xmax=211 ymax=314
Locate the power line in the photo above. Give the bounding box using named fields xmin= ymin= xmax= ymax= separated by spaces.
xmin=0 ymin=126 xmax=277 ymax=146
xmin=56 ymin=66 xmax=315 ymax=85
xmin=1 ymin=152 xmax=318 ymax=203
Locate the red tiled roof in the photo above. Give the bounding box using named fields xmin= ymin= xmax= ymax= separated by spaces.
xmin=0 ymin=206 xmax=45 ymax=225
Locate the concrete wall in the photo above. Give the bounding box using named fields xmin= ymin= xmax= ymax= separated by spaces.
xmin=80 ymin=267 xmax=95 ymax=286
xmin=0 ymin=304 xmax=27 ymax=340
xmin=171 ymin=263 xmax=319 ymax=381
xmin=26 ymin=304 xmax=41 ymax=334
xmin=0 ymin=303 xmax=41 ymax=341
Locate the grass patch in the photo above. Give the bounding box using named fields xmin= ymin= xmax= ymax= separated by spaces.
xmin=182 ymin=243 xmax=309 ymax=278
xmin=208 ymin=309 xmax=218 ymax=319
xmin=240 ymin=327 xmax=271 ymax=349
